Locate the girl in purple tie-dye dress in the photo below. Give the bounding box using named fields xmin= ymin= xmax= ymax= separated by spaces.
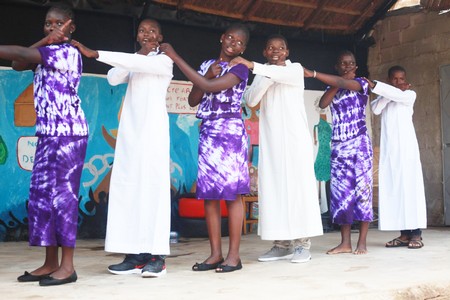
xmin=304 ymin=50 xmax=373 ymax=255
xmin=161 ymin=24 xmax=250 ymax=273
xmin=1 ymin=4 xmax=87 ymax=285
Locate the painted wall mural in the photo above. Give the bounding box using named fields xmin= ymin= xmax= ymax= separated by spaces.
xmin=0 ymin=67 xmax=325 ymax=242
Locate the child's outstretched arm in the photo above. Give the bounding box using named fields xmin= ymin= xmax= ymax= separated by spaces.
xmin=71 ymin=40 xmax=99 ymax=58
xmin=304 ymin=67 xmax=362 ymax=91
xmin=0 ymin=46 xmax=41 ymax=65
xmin=160 ymin=43 xmax=241 ymax=93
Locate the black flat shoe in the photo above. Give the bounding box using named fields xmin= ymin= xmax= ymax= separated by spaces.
xmin=192 ymin=259 xmax=224 ymax=271
xmin=39 ymin=271 xmax=77 ymax=286
xmin=215 ymin=260 xmax=243 ymax=273
xmin=17 ymin=271 xmax=52 ymax=282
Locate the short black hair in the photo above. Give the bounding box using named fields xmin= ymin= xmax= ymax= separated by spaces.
xmin=265 ymin=34 xmax=288 ymax=49
xmin=225 ymin=23 xmax=250 ymax=45
xmin=139 ymin=18 xmax=162 ymax=34
xmin=388 ymin=65 xmax=406 ymax=78
xmin=47 ymin=3 xmax=75 ymax=23
xmin=336 ymin=49 xmax=355 ymax=62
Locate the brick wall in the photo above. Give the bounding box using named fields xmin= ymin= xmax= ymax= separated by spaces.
xmin=368 ymin=9 xmax=450 ymax=226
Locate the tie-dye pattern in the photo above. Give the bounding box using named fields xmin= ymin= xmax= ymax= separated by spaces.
xmin=28 ymin=136 xmax=88 ymax=247
xmin=329 ymin=78 xmax=369 ymax=142
xmin=194 ymin=59 xmax=250 ymax=200
xmin=196 ymin=60 xmax=248 ymax=120
xmin=34 ymin=43 xmax=88 ymax=137
xmin=328 ymin=78 xmax=373 ymax=225
xmin=196 ymin=118 xmax=250 ymax=200
xmin=330 ymin=134 xmax=373 ymax=224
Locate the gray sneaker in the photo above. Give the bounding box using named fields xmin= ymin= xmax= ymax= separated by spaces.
xmin=291 ymin=247 xmax=311 ymax=263
xmin=258 ymin=245 xmax=294 ymax=262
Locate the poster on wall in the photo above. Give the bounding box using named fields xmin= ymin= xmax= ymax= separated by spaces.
xmin=165 ymin=80 xmax=196 ymax=114
xmin=16 ymin=136 xmax=38 ymax=171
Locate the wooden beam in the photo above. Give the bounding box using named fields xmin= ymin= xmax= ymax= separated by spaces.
xmin=349 ymin=1 xmax=376 ymax=31
xmin=303 ymin=0 xmax=331 ymax=30
xmin=265 ymin=0 xmax=361 ymax=15
xmin=242 ymin=0 xmax=263 ymax=22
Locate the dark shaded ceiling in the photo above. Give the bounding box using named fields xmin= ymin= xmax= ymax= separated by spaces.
xmin=10 ymin=0 xmax=400 ymax=43
xmin=10 ymin=0 xmax=450 ymax=43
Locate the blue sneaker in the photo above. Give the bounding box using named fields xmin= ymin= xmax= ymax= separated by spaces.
xmin=141 ymin=255 xmax=166 ymax=278
xmin=108 ymin=253 xmax=152 ymax=275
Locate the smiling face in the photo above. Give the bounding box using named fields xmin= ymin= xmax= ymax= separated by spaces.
xmin=136 ymin=19 xmax=162 ymax=54
xmin=220 ymin=28 xmax=247 ymax=60
xmin=43 ymin=9 xmax=74 ymax=38
xmin=263 ymin=37 xmax=289 ymax=66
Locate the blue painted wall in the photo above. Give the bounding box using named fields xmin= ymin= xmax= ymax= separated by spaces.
xmin=0 ymin=69 xmax=206 ymax=241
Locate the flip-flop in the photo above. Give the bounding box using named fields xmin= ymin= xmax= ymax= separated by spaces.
xmin=192 ymin=259 xmax=224 ymax=271
xmin=215 ymin=260 xmax=242 ymax=273
xmin=385 ymin=238 xmax=409 ymax=247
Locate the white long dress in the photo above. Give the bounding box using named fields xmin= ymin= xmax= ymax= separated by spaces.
xmin=371 ymin=81 xmax=427 ymax=231
xmin=244 ymin=60 xmax=323 ymax=240
xmin=97 ymin=51 xmax=173 ymax=254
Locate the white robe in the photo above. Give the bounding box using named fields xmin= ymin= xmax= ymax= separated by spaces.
xmin=97 ymin=51 xmax=173 ymax=254
xmin=371 ymin=81 xmax=427 ymax=231
xmin=244 ymin=60 xmax=323 ymax=240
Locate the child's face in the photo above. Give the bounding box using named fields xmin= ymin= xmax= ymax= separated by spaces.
xmin=336 ymin=54 xmax=356 ymax=76
xmin=137 ymin=20 xmax=162 ymax=52
xmin=220 ymin=29 xmax=247 ymax=58
xmin=389 ymin=70 xmax=407 ymax=89
xmin=44 ymin=10 xmax=74 ymax=38
xmin=263 ymin=38 xmax=289 ymax=66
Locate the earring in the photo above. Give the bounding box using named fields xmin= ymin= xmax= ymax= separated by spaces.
xmin=220 ymin=40 xmax=222 ymax=43
xmin=241 ymin=52 xmax=243 ymax=55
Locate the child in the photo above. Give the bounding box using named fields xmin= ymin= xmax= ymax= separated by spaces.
xmin=72 ymin=19 xmax=173 ymax=277
xmin=368 ymin=66 xmax=427 ymax=249
xmin=229 ymin=34 xmax=323 ymax=263
xmin=160 ymin=24 xmax=250 ymax=273
xmin=1 ymin=4 xmax=88 ymax=286
xmin=304 ymin=50 xmax=373 ymax=255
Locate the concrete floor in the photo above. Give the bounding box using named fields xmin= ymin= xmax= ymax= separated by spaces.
xmin=2 ymin=228 xmax=450 ymax=300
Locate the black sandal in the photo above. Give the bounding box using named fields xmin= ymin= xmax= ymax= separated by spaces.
xmin=215 ymin=260 xmax=242 ymax=273
xmin=192 ymin=259 xmax=224 ymax=271
xmin=17 ymin=271 xmax=52 ymax=282
xmin=408 ymin=237 xmax=424 ymax=249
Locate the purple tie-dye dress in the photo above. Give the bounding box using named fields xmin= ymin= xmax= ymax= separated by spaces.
xmin=27 ymin=43 xmax=88 ymax=247
xmin=329 ymin=78 xmax=373 ymax=225
xmin=195 ymin=60 xmax=250 ymax=200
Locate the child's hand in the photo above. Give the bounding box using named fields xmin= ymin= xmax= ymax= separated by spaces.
xmin=205 ymin=59 xmax=222 ymax=79
xmin=159 ymin=43 xmax=175 ymax=58
xmin=398 ymin=82 xmax=412 ymax=91
xmin=342 ymin=66 xmax=358 ymax=80
xmin=45 ymin=19 xmax=71 ymax=45
xmin=362 ymin=77 xmax=375 ymax=89
xmin=229 ymin=56 xmax=253 ymax=69
xmin=71 ymin=39 xmax=99 ymax=58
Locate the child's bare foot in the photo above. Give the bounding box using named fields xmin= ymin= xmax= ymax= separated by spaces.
xmin=353 ymin=247 xmax=368 ymax=255
xmin=326 ymin=245 xmax=352 ymax=254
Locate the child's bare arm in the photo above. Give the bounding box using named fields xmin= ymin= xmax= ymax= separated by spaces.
xmin=71 ymin=40 xmax=99 ymax=58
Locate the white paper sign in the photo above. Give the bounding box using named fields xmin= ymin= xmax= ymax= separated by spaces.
xmin=17 ymin=136 xmax=38 ymax=171
xmin=165 ymin=80 xmax=197 ymax=114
